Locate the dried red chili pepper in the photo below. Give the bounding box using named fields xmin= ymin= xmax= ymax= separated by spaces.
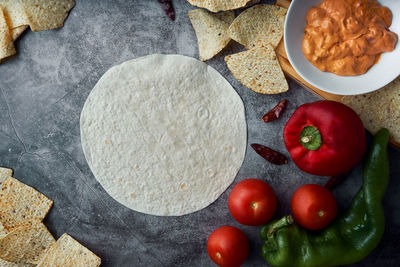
xmin=158 ymin=0 xmax=175 ymax=21
xmin=324 ymin=172 xmax=350 ymax=190
xmin=262 ymin=99 xmax=287 ymax=122
xmin=251 ymin=144 xmax=288 ymax=165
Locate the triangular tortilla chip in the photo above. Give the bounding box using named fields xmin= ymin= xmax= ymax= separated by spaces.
xmin=342 ymin=77 xmax=400 ymax=144
xmin=189 ymin=9 xmax=235 ymax=61
xmin=0 ymin=7 xmax=15 ymax=60
xmin=0 ymin=2 xmax=29 ymax=29
xmin=0 ymin=220 xmax=55 ymax=264
xmin=11 ymin=25 xmax=27 ymax=41
xmin=0 ymin=167 xmax=13 ymax=185
xmin=187 ymin=0 xmax=259 ymax=12
xmin=0 ymin=0 xmax=74 ymax=32
xmin=0 ymin=221 xmax=7 ymax=238
xmin=37 ymin=233 xmax=101 ymax=267
xmin=0 ymin=258 xmax=34 ymax=266
xmin=0 ymin=177 xmax=53 ymax=231
xmin=228 ymin=4 xmax=287 ymax=49
xmin=225 ymin=45 xmax=288 ymax=94
xmin=20 ymin=0 xmax=75 ymax=32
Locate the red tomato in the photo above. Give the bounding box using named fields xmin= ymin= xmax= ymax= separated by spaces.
xmin=291 ymin=184 xmax=338 ymax=230
xmin=207 ymin=226 xmax=249 ymax=267
xmin=228 ymin=179 xmax=277 ymax=226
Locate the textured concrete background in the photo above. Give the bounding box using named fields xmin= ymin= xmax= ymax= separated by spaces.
xmin=0 ymin=0 xmax=399 ymax=266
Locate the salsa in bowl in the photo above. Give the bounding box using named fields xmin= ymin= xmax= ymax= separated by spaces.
xmin=285 ymin=0 xmax=400 ymax=95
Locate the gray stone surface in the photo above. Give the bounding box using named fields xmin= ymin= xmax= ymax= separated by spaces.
xmin=0 ymin=0 xmax=399 ymax=266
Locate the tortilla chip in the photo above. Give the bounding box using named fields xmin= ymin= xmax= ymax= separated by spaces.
xmin=188 ymin=9 xmax=235 ymax=61
xmin=37 ymin=233 xmax=101 ymax=267
xmin=225 ymin=44 xmax=288 ymax=94
xmin=342 ymin=77 xmax=400 ymax=144
xmin=11 ymin=25 xmax=27 ymax=41
xmin=0 ymin=221 xmax=7 ymax=238
xmin=228 ymin=4 xmax=287 ymax=49
xmin=0 ymin=169 xmax=13 ymax=237
xmin=187 ymin=0 xmax=259 ymax=12
xmin=0 ymin=0 xmax=74 ymax=32
xmin=0 ymin=177 xmax=53 ymax=231
xmin=0 ymin=258 xmax=34 ymax=267
xmin=20 ymin=0 xmax=75 ymax=32
xmin=0 ymin=7 xmax=15 ymax=60
xmin=0 ymin=167 xmax=13 ymax=185
xmin=0 ymin=2 xmax=29 ymax=29
xmin=0 ymin=220 xmax=55 ymax=264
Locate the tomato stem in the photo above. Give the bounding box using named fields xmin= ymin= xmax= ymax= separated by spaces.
xmin=300 ymin=126 xmax=322 ymax=151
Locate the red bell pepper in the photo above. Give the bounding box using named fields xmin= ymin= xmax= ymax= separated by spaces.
xmin=283 ymin=100 xmax=366 ymax=176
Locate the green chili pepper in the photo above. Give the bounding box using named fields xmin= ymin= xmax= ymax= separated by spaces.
xmin=261 ymin=128 xmax=390 ymax=267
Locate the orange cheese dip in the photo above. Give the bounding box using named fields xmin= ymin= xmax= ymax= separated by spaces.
xmin=302 ymin=0 xmax=398 ymax=76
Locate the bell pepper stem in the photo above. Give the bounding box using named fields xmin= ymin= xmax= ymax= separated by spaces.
xmin=267 ymin=215 xmax=294 ymax=237
xmin=300 ymin=126 xmax=322 ymax=150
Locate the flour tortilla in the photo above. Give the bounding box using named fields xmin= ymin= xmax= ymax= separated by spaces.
xmin=80 ymin=54 xmax=247 ymax=216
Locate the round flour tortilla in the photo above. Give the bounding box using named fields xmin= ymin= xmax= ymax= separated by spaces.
xmin=80 ymin=54 xmax=247 ymax=216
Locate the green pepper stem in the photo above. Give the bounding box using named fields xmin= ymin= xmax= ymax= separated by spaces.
xmin=300 ymin=126 xmax=322 ymax=151
xmin=267 ymin=215 xmax=294 ymax=237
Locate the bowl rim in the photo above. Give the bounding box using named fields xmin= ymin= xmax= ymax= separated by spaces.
xmin=284 ymin=0 xmax=400 ymax=96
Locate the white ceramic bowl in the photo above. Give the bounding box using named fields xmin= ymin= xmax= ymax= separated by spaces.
xmin=284 ymin=0 xmax=400 ymax=95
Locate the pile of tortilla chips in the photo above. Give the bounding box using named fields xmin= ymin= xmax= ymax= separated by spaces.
xmin=188 ymin=3 xmax=289 ymax=94
xmin=342 ymin=76 xmax=400 ymax=145
xmin=187 ymin=0 xmax=260 ymax=13
xmin=0 ymin=0 xmax=75 ymax=62
xmin=0 ymin=167 xmax=101 ymax=267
